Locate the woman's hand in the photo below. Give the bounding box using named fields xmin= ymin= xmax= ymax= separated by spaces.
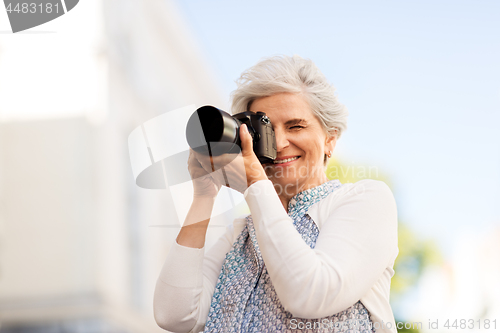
xmin=239 ymin=124 xmax=269 ymax=187
xmin=205 ymin=124 xmax=268 ymax=193
xmin=189 ymin=124 xmax=268 ymax=196
xmin=188 ymin=149 xmax=222 ymax=198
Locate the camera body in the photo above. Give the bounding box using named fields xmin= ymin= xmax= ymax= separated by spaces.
xmin=186 ymin=106 xmax=277 ymax=164
xmin=233 ymin=111 xmax=277 ymax=163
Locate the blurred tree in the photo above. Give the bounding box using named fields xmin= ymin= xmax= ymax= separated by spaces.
xmin=326 ymin=157 xmax=443 ymax=333
xmin=326 ymin=157 xmax=390 ymax=185
xmin=391 ymin=223 xmax=443 ymax=297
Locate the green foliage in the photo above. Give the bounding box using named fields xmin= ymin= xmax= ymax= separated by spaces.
xmin=391 ymin=222 xmax=443 ymax=298
xmin=326 ymin=157 xmax=391 ymax=186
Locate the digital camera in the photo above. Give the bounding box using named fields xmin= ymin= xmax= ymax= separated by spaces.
xmin=186 ymin=105 xmax=277 ymax=164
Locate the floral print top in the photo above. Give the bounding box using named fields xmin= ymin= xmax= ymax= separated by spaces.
xmin=203 ymin=179 xmax=375 ymax=333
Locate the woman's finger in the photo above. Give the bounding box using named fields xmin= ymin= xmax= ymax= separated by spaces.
xmin=240 ymin=124 xmax=254 ymax=157
xmin=239 ymin=124 xmax=268 ymax=187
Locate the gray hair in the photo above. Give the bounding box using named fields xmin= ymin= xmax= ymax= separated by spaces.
xmin=230 ymin=55 xmax=348 ymax=139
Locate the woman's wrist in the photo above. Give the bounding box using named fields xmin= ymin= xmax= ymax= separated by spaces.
xmin=192 ymin=194 xmax=217 ymax=202
xmin=248 ymin=175 xmax=269 ymax=187
xmin=185 ymin=195 xmax=216 ymax=225
xmin=176 ymin=195 xmax=216 ymax=249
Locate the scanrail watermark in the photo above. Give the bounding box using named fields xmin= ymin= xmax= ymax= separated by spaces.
xmin=287 ymin=318 xmax=499 ymax=331
xmin=3 ymin=0 xmax=79 ymax=33
xmin=287 ymin=318 xmax=423 ymax=331
xmin=427 ymin=318 xmax=497 ymax=330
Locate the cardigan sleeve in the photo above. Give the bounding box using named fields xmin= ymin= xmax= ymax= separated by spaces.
xmin=244 ymin=179 xmax=398 ymax=319
xmin=153 ymin=223 xmax=235 ymax=333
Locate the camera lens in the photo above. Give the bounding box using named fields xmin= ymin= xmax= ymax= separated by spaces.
xmin=186 ymin=106 xmax=240 ymax=156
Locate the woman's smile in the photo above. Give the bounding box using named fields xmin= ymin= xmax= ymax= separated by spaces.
xmin=272 ymin=155 xmax=301 ymax=166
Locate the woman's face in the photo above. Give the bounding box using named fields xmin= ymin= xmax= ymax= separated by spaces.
xmin=249 ymin=93 xmax=336 ymax=199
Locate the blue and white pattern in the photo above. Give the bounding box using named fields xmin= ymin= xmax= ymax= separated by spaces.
xmin=203 ymin=180 xmax=376 ymax=333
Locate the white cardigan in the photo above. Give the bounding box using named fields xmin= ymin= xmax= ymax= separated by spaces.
xmin=154 ymin=179 xmax=399 ymax=333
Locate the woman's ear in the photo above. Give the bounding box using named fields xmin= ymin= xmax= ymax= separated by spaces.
xmin=324 ymin=130 xmax=338 ymax=156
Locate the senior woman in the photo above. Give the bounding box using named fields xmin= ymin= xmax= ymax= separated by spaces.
xmin=154 ymin=55 xmax=398 ymax=333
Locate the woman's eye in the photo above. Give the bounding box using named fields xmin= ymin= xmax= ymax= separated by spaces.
xmin=290 ymin=126 xmax=304 ymax=129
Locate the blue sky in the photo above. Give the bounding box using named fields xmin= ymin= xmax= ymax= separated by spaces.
xmin=175 ymin=0 xmax=500 ymax=257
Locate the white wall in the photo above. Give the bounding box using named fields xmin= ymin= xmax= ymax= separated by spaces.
xmin=0 ymin=0 xmax=229 ymax=331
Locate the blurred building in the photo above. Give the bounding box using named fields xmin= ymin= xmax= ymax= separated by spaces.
xmin=0 ymin=0 xmax=227 ymax=332
xmin=408 ymin=226 xmax=500 ymax=333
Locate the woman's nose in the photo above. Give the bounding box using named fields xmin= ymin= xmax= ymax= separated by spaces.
xmin=274 ymin=130 xmax=289 ymax=152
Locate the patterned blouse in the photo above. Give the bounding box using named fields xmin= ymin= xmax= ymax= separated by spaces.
xmin=203 ymin=179 xmax=376 ymax=333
